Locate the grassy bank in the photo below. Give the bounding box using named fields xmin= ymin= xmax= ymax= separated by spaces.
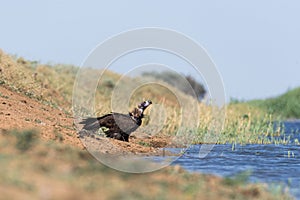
xmin=0 ymin=49 xmax=294 ymax=199
xmin=248 ymin=87 xmax=300 ymax=119
xmin=0 ymin=50 xmax=284 ymax=145
xmin=0 ymin=130 xmax=290 ymax=200
xmin=196 ymin=104 xmax=283 ymax=145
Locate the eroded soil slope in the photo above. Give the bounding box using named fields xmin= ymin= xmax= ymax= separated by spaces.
xmin=0 ymin=85 xmax=83 ymax=148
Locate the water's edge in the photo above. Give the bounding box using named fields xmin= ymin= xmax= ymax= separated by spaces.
xmin=165 ymin=121 xmax=300 ymax=199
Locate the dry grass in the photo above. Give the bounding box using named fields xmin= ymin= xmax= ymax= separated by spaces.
xmin=0 ymin=50 xmax=293 ymax=199
xmin=0 ymin=50 xmax=282 ymax=145
xmin=0 ymin=130 xmax=291 ymax=200
xmin=0 ymin=50 xmax=76 ymax=111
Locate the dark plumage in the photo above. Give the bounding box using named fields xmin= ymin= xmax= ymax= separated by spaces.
xmin=79 ymin=100 xmax=152 ymax=142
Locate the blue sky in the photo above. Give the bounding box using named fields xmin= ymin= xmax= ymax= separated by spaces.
xmin=1 ymin=1 xmax=300 ymax=100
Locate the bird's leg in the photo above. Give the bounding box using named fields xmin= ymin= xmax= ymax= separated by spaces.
xmin=122 ymin=133 xmax=129 ymax=142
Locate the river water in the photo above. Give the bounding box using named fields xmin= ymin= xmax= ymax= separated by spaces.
xmin=172 ymin=121 xmax=300 ymax=199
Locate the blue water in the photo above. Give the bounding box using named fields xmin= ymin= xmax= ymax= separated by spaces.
xmin=172 ymin=121 xmax=300 ymax=199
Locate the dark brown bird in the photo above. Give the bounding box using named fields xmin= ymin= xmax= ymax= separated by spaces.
xmin=79 ymin=100 xmax=152 ymax=142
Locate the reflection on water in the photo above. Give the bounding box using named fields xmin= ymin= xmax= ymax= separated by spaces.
xmin=172 ymin=121 xmax=300 ymax=199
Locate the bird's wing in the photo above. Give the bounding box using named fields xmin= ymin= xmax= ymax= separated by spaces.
xmin=107 ymin=113 xmax=140 ymax=134
xmin=80 ymin=113 xmax=140 ymax=135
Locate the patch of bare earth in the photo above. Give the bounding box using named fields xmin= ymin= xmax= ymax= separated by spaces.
xmin=78 ymin=132 xmax=176 ymax=156
xmin=0 ymin=85 xmax=175 ymax=155
xmin=0 ymin=85 xmax=82 ymax=148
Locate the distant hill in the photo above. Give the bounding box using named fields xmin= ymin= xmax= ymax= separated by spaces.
xmin=249 ymin=87 xmax=300 ymax=119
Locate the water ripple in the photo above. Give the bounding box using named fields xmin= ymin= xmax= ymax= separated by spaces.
xmin=172 ymin=121 xmax=300 ymax=199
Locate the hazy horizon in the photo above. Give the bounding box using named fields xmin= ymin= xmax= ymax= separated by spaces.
xmin=1 ymin=1 xmax=299 ymax=101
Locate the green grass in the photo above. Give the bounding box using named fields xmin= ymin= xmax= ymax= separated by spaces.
xmin=12 ymin=129 xmax=38 ymax=151
xmin=249 ymin=87 xmax=300 ymax=119
xmin=0 ymin=50 xmax=296 ymax=146
xmin=0 ymin=50 xmax=295 ymax=199
xmin=138 ymin=141 xmax=151 ymax=147
xmin=223 ymin=170 xmax=252 ymax=186
xmin=194 ymin=102 xmax=285 ymax=145
xmin=0 ymin=92 xmax=9 ymax=99
xmin=0 ymin=130 xmax=291 ymax=200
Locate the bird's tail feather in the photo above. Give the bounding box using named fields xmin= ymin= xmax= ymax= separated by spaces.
xmin=79 ymin=118 xmax=100 ymax=130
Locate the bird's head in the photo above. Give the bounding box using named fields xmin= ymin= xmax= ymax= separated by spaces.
xmin=129 ymin=100 xmax=152 ymax=120
xmin=138 ymin=100 xmax=152 ymax=110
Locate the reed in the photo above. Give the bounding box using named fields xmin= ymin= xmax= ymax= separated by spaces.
xmin=0 ymin=51 xmax=287 ymax=145
xmin=194 ymin=103 xmax=279 ymax=144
